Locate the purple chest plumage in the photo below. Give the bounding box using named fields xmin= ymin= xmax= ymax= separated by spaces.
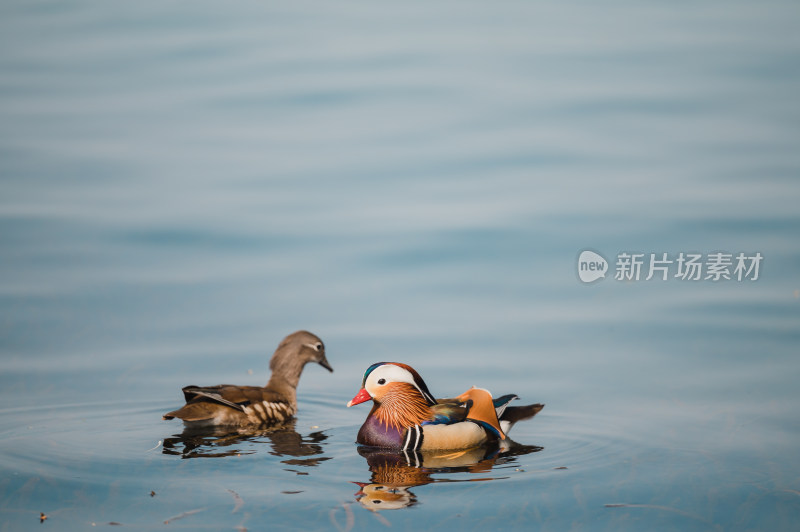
xmin=356 ymin=415 xmax=405 ymax=448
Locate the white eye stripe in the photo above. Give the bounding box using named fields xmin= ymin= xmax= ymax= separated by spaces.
xmin=365 ymin=364 xmax=430 ymax=399
xmin=366 ymin=365 xmax=414 ymax=387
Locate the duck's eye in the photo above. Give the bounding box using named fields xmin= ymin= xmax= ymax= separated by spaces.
xmin=377 ymin=378 xmax=386 ymax=385
xmin=314 ymin=343 xmax=322 ymax=351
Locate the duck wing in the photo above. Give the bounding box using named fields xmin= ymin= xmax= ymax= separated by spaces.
xmin=498 ymin=403 xmax=545 ymax=435
xmin=164 ymin=385 xmax=291 ymax=422
xmin=180 ymin=385 xmax=247 ymax=411
xmin=492 ymin=394 xmax=519 ymax=418
xmin=429 ymin=394 xmax=517 ymax=431
xmin=500 ymin=403 xmax=545 ymax=424
xmin=427 ymin=399 xmax=469 ymax=425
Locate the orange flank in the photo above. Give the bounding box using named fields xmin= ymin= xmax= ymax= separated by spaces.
xmin=456 ymin=387 xmax=506 ymax=440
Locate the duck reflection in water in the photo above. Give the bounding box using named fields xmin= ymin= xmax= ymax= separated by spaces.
xmin=162 ymin=419 xmax=329 ymax=464
xmin=353 ymin=440 xmax=542 ymax=511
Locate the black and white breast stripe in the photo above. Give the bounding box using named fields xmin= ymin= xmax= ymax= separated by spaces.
xmin=402 ymin=447 xmax=422 ymax=468
xmin=402 ymin=424 xmax=424 ymax=452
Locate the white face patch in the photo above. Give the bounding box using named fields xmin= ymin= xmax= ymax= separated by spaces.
xmin=364 ymin=364 xmax=420 ymax=398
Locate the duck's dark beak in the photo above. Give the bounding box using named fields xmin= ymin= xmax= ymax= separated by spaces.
xmin=318 ymin=357 xmax=333 ymax=373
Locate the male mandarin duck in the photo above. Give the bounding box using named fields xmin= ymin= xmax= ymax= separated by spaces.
xmin=163 ymin=330 xmax=333 ymax=427
xmin=347 ymin=362 xmax=544 ymax=451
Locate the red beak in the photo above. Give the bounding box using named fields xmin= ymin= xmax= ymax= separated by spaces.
xmin=351 ymin=481 xmax=368 ymax=497
xmin=347 ymin=388 xmax=371 ymax=407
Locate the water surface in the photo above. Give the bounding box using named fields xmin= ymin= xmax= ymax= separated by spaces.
xmin=1 ymin=1 xmax=799 ymax=530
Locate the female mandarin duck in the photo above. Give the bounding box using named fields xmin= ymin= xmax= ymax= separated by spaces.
xmin=347 ymin=362 xmax=543 ymax=451
xmin=163 ymin=330 xmax=333 ymax=427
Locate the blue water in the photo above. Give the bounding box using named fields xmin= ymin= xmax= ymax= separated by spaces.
xmin=2 ymin=1 xmax=800 ymax=530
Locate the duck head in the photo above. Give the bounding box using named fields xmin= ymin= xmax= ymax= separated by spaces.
xmin=267 ymin=331 xmax=333 ymax=392
xmin=347 ymin=362 xmax=436 ymax=407
xmin=275 ymin=330 xmax=333 ymax=371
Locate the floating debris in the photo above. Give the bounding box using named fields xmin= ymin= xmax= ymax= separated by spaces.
xmin=228 ymin=489 xmax=244 ymax=513
xmin=40 ymin=512 xmax=47 ymax=523
xmin=145 ymin=440 xmax=163 ymax=452
xmin=163 ymin=508 xmax=206 ymax=524
xmin=150 ymin=490 xmax=156 ymax=497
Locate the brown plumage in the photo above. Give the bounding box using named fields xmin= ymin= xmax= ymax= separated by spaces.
xmin=163 ymin=330 xmax=333 ymax=427
xmin=373 ymin=382 xmax=435 ymax=431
